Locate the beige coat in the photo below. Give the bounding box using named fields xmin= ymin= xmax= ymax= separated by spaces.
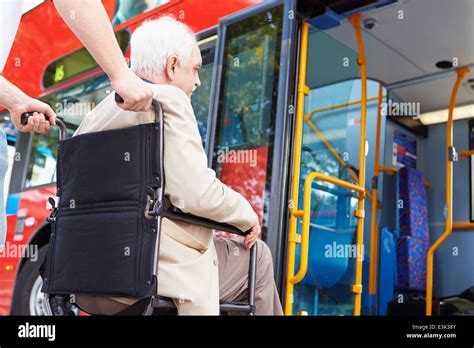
xmin=74 ymin=84 xmax=258 ymax=314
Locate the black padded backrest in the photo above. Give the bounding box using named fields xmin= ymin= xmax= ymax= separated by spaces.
xmin=41 ymin=101 xmax=164 ymax=299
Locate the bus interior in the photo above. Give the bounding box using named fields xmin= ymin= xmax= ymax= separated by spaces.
xmin=1 ymin=0 xmax=473 ymax=317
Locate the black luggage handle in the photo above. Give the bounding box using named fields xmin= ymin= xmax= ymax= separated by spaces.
xmin=21 ymin=112 xmax=68 ymax=140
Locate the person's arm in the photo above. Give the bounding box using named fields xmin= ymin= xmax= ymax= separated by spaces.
xmin=0 ymin=0 xmax=54 ymax=133
xmin=0 ymin=75 xmax=55 ymax=134
xmin=53 ymin=0 xmax=152 ymax=112
xmin=159 ymin=86 xmax=260 ymax=244
xmin=0 ymin=0 xmax=22 ymax=72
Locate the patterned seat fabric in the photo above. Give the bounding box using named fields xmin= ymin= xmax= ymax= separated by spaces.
xmin=396 ymin=167 xmax=430 ymax=291
xmin=396 ymin=236 xmax=429 ymax=290
xmin=398 ymin=167 xmax=429 ymax=241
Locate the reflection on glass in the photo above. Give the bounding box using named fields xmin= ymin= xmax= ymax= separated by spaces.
xmin=212 ymin=6 xmax=283 ymax=241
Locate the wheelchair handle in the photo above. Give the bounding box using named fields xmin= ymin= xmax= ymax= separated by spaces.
xmin=115 ymin=93 xmax=124 ymax=103
xmin=21 ymin=112 xmax=68 ymax=141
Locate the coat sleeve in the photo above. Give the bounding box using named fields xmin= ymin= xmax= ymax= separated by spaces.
xmin=157 ymin=86 xmax=259 ymax=232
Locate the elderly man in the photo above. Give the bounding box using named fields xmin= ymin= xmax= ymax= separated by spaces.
xmin=74 ymin=16 xmax=283 ymax=315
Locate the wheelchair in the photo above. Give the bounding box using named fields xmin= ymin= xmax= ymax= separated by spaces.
xmin=21 ymin=96 xmax=256 ymax=316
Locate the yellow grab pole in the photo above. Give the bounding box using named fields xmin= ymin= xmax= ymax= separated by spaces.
xmin=426 ymin=67 xmax=470 ymax=316
xmin=349 ymin=13 xmax=368 ymax=316
xmin=284 ymin=21 xmax=310 ymax=316
xmin=368 ymin=83 xmax=384 ymax=295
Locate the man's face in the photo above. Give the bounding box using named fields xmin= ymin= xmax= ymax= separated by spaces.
xmin=170 ymin=42 xmax=202 ymax=99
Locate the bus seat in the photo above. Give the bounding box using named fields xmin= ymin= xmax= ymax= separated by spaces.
xmin=396 ymin=236 xmax=430 ymax=291
xmin=295 ymin=225 xmax=354 ymax=288
xmin=398 ymin=167 xmax=429 ymax=241
xmin=395 ymin=167 xmax=430 ymax=291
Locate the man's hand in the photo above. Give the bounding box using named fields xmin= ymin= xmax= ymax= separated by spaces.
xmin=11 ymin=97 xmax=56 ymax=134
xmin=111 ymin=70 xmax=153 ymax=112
xmin=244 ymin=223 xmax=261 ymax=249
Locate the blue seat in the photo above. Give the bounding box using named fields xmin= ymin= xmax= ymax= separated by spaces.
xmin=395 ymin=167 xmax=430 ymax=291
xmin=398 ymin=167 xmax=429 ymax=241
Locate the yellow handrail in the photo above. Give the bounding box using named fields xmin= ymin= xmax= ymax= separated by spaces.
xmin=453 ymin=222 xmax=474 ymax=230
xmin=460 ymin=150 xmax=474 ymax=159
xmin=426 ymin=66 xmax=470 ymax=316
xmin=284 ymin=20 xmax=310 ymax=316
xmin=306 ymin=95 xmax=386 ymax=121
xmin=375 ymin=166 xmax=398 ymax=174
xmin=349 ymin=13 xmax=368 ymax=316
xmin=303 ymin=116 xmax=382 ymax=208
xmin=368 ymin=83 xmax=384 ymax=295
xmin=290 ymin=172 xmax=365 ymax=285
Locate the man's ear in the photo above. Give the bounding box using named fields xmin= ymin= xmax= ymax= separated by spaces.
xmin=165 ymin=55 xmax=178 ymax=81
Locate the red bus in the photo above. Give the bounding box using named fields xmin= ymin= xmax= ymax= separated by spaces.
xmin=1 ymin=0 xmax=473 ymax=317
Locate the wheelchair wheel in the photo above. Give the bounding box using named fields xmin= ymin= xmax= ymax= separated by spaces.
xmin=10 ymin=245 xmax=78 ymax=316
xmin=11 ymin=245 xmax=48 ymax=315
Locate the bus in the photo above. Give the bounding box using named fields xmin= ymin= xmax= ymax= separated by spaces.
xmin=1 ymin=0 xmax=473 ymax=317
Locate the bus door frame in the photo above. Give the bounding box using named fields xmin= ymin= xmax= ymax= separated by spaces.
xmin=206 ymin=0 xmax=299 ymax=294
xmin=284 ymin=14 xmax=371 ymax=316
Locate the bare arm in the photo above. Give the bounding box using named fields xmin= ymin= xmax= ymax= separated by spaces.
xmin=53 ymin=0 xmax=152 ymax=111
xmin=0 ymin=75 xmax=55 ymax=133
xmin=0 ymin=0 xmax=54 ymax=133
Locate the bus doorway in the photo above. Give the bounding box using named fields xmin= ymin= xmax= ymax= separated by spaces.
xmin=284 ymin=0 xmax=474 ymax=316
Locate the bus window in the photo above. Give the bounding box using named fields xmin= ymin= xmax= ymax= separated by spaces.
xmin=111 ymin=0 xmax=171 ymax=26
xmin=43 ymin=31 xmax=130 ymax=89
xmin=191 ymin=37 xmax=216 ymax=147
xmin=24 ymin=129 xmax=60 ymax=188
xmin=212 ymin=5 xmax=283 ymax=241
